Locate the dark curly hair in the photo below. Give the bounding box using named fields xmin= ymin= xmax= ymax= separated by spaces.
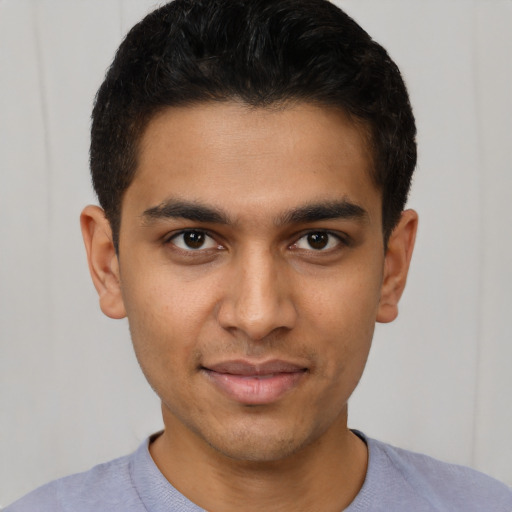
xmin=90 ymin=0 xmax=416 ymax=250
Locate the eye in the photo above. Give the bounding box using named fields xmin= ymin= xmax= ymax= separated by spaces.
xmin=169 ymin=230 xmax=219 ymax=251
xmin=293 ymin=231 xmax=342 ymax=251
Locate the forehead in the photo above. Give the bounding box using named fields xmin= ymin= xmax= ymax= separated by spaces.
xmin=125 ymin=101 xmax=380 ymax=225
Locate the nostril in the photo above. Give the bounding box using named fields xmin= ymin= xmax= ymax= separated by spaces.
xmin=217 ymin=296 xmax=297 ymax=341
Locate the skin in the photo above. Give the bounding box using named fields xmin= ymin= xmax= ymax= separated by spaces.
xmin=81 ymin=101 xmax=417 ymax=511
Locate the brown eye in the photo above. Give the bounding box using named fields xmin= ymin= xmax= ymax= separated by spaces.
xmin=170 ymin=230 xmax=218 ymax=251
xmin=183 ymin=231 xmax=205 ymax=249
xmin=307 ymin=232 xmax=329 ymax=250
xmin=293 ymin=231 xmax=341 ymax=251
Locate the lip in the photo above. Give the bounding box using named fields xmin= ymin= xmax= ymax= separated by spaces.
xmin=201 ymin=359 xmax=308 ymax=405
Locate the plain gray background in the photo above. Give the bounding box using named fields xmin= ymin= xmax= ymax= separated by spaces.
xmin=1 ymin=0 xmax=511 ymax=506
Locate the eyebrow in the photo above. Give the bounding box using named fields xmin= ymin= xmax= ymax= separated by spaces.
xmin=141 ymin=198 xmax=368 ymax=226
xmin=276 ymin=200 xmax=368 ymax=226
xmin=141 ymin=200 xmax=230 ymax=225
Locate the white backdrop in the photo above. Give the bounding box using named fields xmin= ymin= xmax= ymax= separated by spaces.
xmin=1 ymin=0 xmax=511 ymax=506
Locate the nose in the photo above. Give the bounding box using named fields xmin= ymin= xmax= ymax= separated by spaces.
xmin=216 ymin=247 xmax=297 ymax=341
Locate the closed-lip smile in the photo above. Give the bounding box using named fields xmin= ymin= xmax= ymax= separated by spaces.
xmin=201 ymin=359 xmax=308 ymax=405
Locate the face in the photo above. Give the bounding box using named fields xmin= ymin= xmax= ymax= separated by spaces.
xmin=110 ymin=102 xmax=392 ymax=462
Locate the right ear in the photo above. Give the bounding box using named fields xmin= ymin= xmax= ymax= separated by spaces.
xmin=80 ymin=205 xmax=126 ymax=319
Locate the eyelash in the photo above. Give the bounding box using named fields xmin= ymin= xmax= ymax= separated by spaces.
xmin=290 ymin=231 xmax=347 ymax=252
xmin=166 ymin=230 xmax=221 ymax=251
xmin=165 ymin=229 xmax=348 ymax=253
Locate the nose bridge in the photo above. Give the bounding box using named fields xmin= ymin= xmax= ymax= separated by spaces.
xmin=218 ymin=243 xmax=296 ymax=339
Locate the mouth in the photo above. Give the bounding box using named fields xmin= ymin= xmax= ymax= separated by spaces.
xmin=201 ymin=359 xmax=308 ymax=405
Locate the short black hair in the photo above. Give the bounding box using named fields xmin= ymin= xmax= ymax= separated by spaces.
xmin=90 ymin=0 xmax=416 ymax=250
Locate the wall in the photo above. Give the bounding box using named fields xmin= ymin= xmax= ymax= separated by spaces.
xmin=1 ymin=0 xmax=511 ymax=505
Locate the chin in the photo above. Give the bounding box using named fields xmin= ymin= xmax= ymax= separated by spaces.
xmin=214 ymin=440 xmax=300 ymax=463
xmin=202 ymin=422 xmax=316 ymax=463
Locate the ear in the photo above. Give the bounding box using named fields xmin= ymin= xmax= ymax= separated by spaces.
xmin=376 ymin=209 xmax=418 ymax=323
xmin=80 ymin=205 xmax=126 ymax=319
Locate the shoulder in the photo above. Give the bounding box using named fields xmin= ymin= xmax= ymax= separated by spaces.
xmin=4 ymin=451 xmax=143 ymax=512
xmin=360 ymin=435 xmax=512 ymax=511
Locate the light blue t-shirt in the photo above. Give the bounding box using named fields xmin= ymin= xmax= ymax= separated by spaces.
xmin=5 ymin=432 xmax=512 ymax=511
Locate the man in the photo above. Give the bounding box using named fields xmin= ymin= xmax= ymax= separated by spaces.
xmin=6 ymin=0 xmax=511 ymax=510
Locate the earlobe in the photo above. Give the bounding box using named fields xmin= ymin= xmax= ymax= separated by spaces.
xmin=376 ymin=209 xmax=418 ymax=324
xmin=80 ymin=205 xmax=126 ymax=319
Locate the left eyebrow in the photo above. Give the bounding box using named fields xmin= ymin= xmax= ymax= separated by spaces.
xmin=276 ymin=200 xmax=369 ymax=226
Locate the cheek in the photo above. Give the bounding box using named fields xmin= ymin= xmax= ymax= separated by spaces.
xmin=303 ymin=259 xmax=382 ymax=329
xmin=122 ymin=284 xmax=204 ymax=411
xmin=119 ymin=265 xmax=218 ymax=376
xmin=122 ymin=261 xmax=217 ymax=328
xmin=301 ymin=263 xmax=382 ymax=375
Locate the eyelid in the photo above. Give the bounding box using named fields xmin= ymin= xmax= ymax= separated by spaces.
xmin=290 ymin=230 xmax=348 ymax=251
xmin=163 ymin=228 xmax=349 ymax=253
xmin=165 ymin=229 xmax=222 ymax=251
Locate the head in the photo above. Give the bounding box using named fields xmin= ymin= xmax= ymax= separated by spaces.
xmin=90 ymin=0 xmax=416 ymax=251
xmin=82 ymin=0 xmax=418 ymax=469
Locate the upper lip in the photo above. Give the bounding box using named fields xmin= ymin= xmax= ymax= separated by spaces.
xmin=202 ymin=359 xmax=307 ymax=376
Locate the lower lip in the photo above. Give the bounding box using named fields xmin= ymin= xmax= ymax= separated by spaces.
xmin=203 ymin=370 xmax=306 ymax=405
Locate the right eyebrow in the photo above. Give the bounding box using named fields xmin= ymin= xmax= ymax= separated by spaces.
xmin=140 ymin=199 xmax=230 ymax=225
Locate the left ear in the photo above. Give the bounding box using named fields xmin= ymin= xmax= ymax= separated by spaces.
xmin=377 ymin=209 xmax=418 ymax=323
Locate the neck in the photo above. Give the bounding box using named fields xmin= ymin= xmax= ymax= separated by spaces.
xmin=150 ymin=408 xmax=368 ymax=512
